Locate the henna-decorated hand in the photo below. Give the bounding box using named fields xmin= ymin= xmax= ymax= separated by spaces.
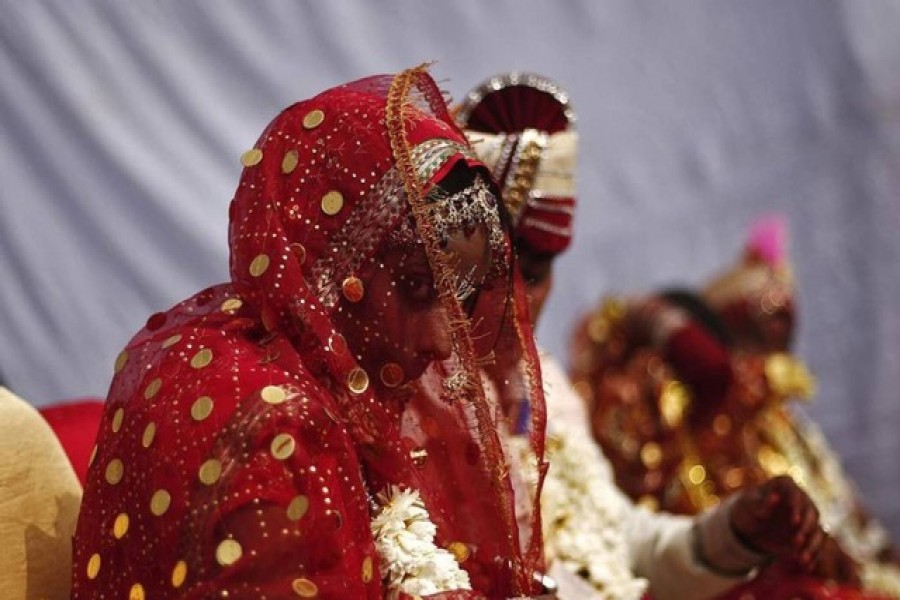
xmin=806 ymin=534 xmax=861 ymax=587
xmin=729 ymin=476 xmax=826 ymax=569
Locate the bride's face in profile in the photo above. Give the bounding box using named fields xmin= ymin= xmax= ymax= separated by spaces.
xmin=332 ymin=166 xmax=495 ymax=390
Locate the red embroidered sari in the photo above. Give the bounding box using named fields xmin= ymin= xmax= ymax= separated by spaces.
xmin=72 ymin=68 xmax=548 ymax=599
xmin=569 ymin=292 xmax=894 ymax=600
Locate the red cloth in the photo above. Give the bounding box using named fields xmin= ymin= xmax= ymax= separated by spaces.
xmin=72 ymin=68 xmax=546 ymax=599
xmin=717 ymin=563 xmax=891 ymax=600
xmin=518 ymin=196 xmax=575 ymax=255
xmin=663 ymin=323 xmax=734 ymax=426
xmin=39 ymin=399 xmax=105 ymax=485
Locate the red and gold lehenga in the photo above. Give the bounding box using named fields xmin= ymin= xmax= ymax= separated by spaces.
xmin=570 ymin=217 xmax=899 ymax=599
xmin=71 ymin=67 xmax=549 ymax=599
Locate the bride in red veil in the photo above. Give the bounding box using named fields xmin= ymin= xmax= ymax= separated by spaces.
xmin=72 ymin=66 xmax=550 ymax=599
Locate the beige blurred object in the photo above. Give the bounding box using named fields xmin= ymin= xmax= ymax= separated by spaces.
xmin=0 ymin=386 xmax=82 ymax=600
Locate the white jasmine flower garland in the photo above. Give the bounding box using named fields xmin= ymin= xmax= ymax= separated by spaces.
xmin=510 ymin=432 xmax=648 ymax=600
xmin=371 ymin=486 xmax=472 ymax=597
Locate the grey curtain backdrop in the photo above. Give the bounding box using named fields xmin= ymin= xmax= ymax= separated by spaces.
xmin=2 ymin=2 xmax=898 ymax=536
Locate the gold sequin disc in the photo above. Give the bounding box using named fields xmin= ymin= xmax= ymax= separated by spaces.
xmin=199 ymin=458 xmax=223 ymax=485
xmin=379 ymin=363 xmax=404 ymax=388
xmin=191 ymin=396 xmax=214 ymax=421
xmin=114 ymin=350 xmax=128 ymax=373
xmin=111 ymin=407 xmax=125 ymax=433
xmin=150 ymin=489 xmax=172 ymax=516
xmin=282 ymin=149 xmax=299 ymax=174
xmin=328 ymin=333 xmax=347 ymax=355
xmin=249 ymin=254 xmax=270 ymax=277
xmin=171 ymin=560 xmax=188 ymax=588
xmin=142 ymin=422 xmax=157 ymax=448
xmin=191 ymin=348 xmax=213 ymax=369
xmin=105 ymin=458 xmax=124 ymax=485
xmin=129 ymin=582 xmax=145 ymax=600
xmin=162 ymin=334 xmax=182 ymax=348
xmin=271 ymin=433 xmax=296 ymax=460
xmin=302 ymin=109 xmax=325 ymax=129
xmin=216 ymin=539 xmax=243 ymax=566
xmin=144 ymin=378 xmax=162 ymax=399
xmin=292 ymin=577 xmax=319 ymax=597
xmin=688 ymin=464 xmax=707 ymax=485
xmin=640 ymin=442 xmax=662 ymax=469
xmin=347 ymin=367 xmax=369 ymax=394
xmin=240 ymin=148 xmax=263 ymax=167
xmin=341 ymin=275 xmax=364 ymax=302
xmin=86 ymin=553 xmax=101 ymax=579
xmin=361 ymin=555 xmax=374 ymax=582
xmin=113 ymin=512 xmax=130 ymax=539
xmin=448 ymin=541 xmax=470 ymax=563
xmin=286 ymin=495 xmax=309 ymax=521
xmin=289 ymin=242 xmax=307 ymax=265
xmin=261 ymin=385 xmax=286 ymax=404
xmin=221 ymin=298 xmax=243 ymax=314
xmin=321 ymin=190 xmax=344 ymax=215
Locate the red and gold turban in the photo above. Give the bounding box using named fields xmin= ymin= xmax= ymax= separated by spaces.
xmin=457 ymin=72 xmax=577 ymax=255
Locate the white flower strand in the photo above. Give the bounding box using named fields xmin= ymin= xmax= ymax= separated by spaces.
xmin=371 ymin=486 xmax=472 ymax=597
xmin=510 ymin=433 xmax=648 ymax=600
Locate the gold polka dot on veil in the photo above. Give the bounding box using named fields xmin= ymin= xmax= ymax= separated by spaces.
xmin=241 ymin=149 xmax=263 ymax=167
xmin=191 ymin=349 xmax=213 ymax=369
xmin=129 ymin=582 xmax=145 ymax=600
xmin=292 ymin=577 xmax=318 ymax=597
xmin=261 ymin=385 xmax=286 ymax=405
xmin=321 ymin=190 xmax=344 ymax=215
xmin=270 ymin=433 xmax=296 ymax=460
xmin=111 ymin=407 xmax=125 ymax=432
xmin=216 ymin=539 xmax=243 ymax=566
xmin=105 ymin=458 xmax=124 ymax=485
xmin=282 ymin=149 xmax=299 ymax=174
xmin=191 ymin=396 xmax=214 ymax=421
xmin=114 ymin=350 xmax=128 ymax=373
xmin=250 ymin=254 xmax=270 ymax=277
xmin=171 ymin=560 xmax=188 ymax=588
xmin=113 ymin=513 xmax=130 ymax=539
xmin=347 ymin=368 xmax=369 ymax=394
xmin=341 ymin=276 xmax=365 ymax=303
xmin=150 ymin=489 xmax=171 ymax=516
xmin=144 ymin=378 xmax=162 ymax=399
xmin=302 ymin=109 xmax=325 ymax=129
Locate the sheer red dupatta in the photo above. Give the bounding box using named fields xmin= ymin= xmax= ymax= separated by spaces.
xmin=73 ymin=67 xmax=547 ymax=599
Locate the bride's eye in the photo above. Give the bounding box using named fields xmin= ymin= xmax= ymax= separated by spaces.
xmin=405 ymin=273 xmax=436 ymax=305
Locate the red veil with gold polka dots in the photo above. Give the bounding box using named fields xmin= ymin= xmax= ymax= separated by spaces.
xmin=72 ymin=67 xmax=548 ymax=599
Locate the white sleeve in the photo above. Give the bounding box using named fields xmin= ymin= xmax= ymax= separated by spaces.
xmin=623 ymin=502 xmax=761 ymax=600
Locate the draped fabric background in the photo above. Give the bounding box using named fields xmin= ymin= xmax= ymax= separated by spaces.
xmin=2 ymin=1 xmax=898 ymax=537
